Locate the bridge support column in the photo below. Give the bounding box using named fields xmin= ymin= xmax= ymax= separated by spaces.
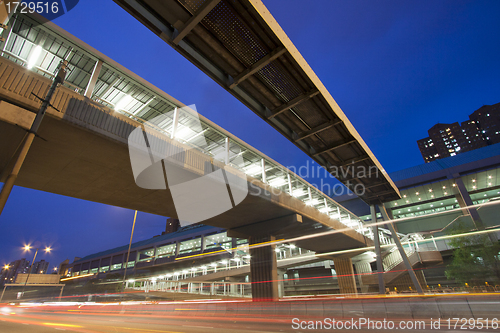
xmin=228 ymin=214 xmax=302 ymax=301
xmin=333 ymin=257 xmax=357 ymax=295
xmin=249 ymin=235 xmax=278 ymax=302
xmin=277 ymin=269 xmax=286 ymax=298
xmin=370 ymin=205 xmax=386 ymax=295
xmin=378 ymin=204 xmax=424 ymax=295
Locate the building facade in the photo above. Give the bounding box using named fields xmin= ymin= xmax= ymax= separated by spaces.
xmin=31 ymin=260 xmax=50 ymax=274
xmin=418 ymin=102 xmax=500 ymax=162
xmin=0 ymin=258 xmax=30 ymax=286
xmin=339 ymin=143 xmax=500 ymax=288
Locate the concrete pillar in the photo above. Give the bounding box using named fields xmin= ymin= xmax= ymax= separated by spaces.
xmin=370 ymin=205 xmax=385 ymax=295
xmin=201 ymin=235 xmax=206 ymax=253
xmin=261 ymin=159 xmax=267 ymax=183
xmin=84 ymin=59 xmax=103 ymax=98
xmin=249 ymin=235 xmax=278 ymax=301
xmin=175 ymin=241 xmax=180 ymax=257
xmin=277 ymin=269 xmax=286 ymax=298
xmin=225 ymin=137 xmax=230 ymax=165
xmin=231 ymin=237 xmax=237 ymax=256
xmin=354 ymin=262 xmax=372 ymax=294
xmin=333 ymin=257 xmax=357 ymax=295
xmin=227 ymin=277 xmax=238 ymax=295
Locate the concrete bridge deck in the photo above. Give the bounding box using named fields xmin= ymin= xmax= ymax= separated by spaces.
xmin=0 ymin=55 xmax=371 ymax=254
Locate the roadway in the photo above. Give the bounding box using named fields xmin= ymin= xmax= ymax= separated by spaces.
xmin=0 ymin=308 xmax=289 ymax=333
xmin=2 ymin=297 xmax=498 ymax=333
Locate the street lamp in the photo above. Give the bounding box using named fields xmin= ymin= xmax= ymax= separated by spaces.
xmin=21 ymin=244 xmax=52 ymax=298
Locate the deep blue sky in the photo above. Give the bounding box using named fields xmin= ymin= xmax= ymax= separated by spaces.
xmin=1 ymin=0 xmax=500 ymax=269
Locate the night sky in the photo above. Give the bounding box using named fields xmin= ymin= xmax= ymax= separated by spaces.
xmin=1 ymin=0 xmax=500 ymax=270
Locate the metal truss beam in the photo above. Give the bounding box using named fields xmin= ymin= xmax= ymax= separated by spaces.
xmin=312 ymin=138 xmax=356 ymax=157
xmin=173 ymin=0 xmax=222 ymax=45
xmin=339 ymin=154 xmax=371 ymax=167
xmin=294 ymin=119 xmax=342 ymax=142
xmin=268 ymin=89 xmax=320 ymax=119
xmin=229 ymin=46 xmax=287 ymax=89
xmin=365 ymin=189 xmax=396 ymax=199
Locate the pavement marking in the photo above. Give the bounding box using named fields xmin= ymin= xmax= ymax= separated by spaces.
xmin=43 ymin=323 xmax=83 ymax=328
xmin=104 ymin=326 xmax=183 ymax=333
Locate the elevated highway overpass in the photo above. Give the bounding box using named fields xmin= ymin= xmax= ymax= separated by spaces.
xmin=0 ymin=16 xmax=370 ymax=252
xmin=0 ymin=10 xmax=434 ymax=299
xmin=111 ymin=0 xmax=448 ymax=296
xmin=0 ymin=12 xmax=387 ymax=300
xmin=112 ymin=0 xmax=401 ymax=205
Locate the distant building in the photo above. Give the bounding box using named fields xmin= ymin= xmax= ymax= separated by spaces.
xmin=31 ymin=259 xmax=50 ymax=274
xmin=0 ymin=258 xmax=30 ymax=286
xmin=163 ymin=218 xmax=180 ymax=234
xmin=58 ymin=259 xmax=70 ymax=276
xmin=418 ymin=102 xmax=500 ymax=162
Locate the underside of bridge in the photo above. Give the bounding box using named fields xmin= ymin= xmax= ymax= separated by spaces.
xmin=0 ymin=56 xmax=372 ymax=300
xmin=110 ymin=0 xmax=407 ymax=300
xmin=0 ymin=4 xmax=410 ymax=300
xmin=112 ymin=0 xmax=401 ymax=206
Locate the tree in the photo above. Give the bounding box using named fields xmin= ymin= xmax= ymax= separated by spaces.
xmin=445 ymin=223 xmax=500 ymax=285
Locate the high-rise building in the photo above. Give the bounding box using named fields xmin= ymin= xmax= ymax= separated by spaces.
xmin=469 ymin=103 xmax=500 ymax=145
xmin=163 ymin=218 xmax=180 ymax=234
xmin=0 ymin=258 xmax=30 ymax=286
xmin=31 ymin=259 xmax=50 ymax=274
xmin=418 ymin=102 xmax=500 ymax=162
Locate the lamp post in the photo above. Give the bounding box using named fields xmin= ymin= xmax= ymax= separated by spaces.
xmin=122 ymin=210 xmax=138 ymax=291
xmin=21 ymin=245 xmax=51 ymax=298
